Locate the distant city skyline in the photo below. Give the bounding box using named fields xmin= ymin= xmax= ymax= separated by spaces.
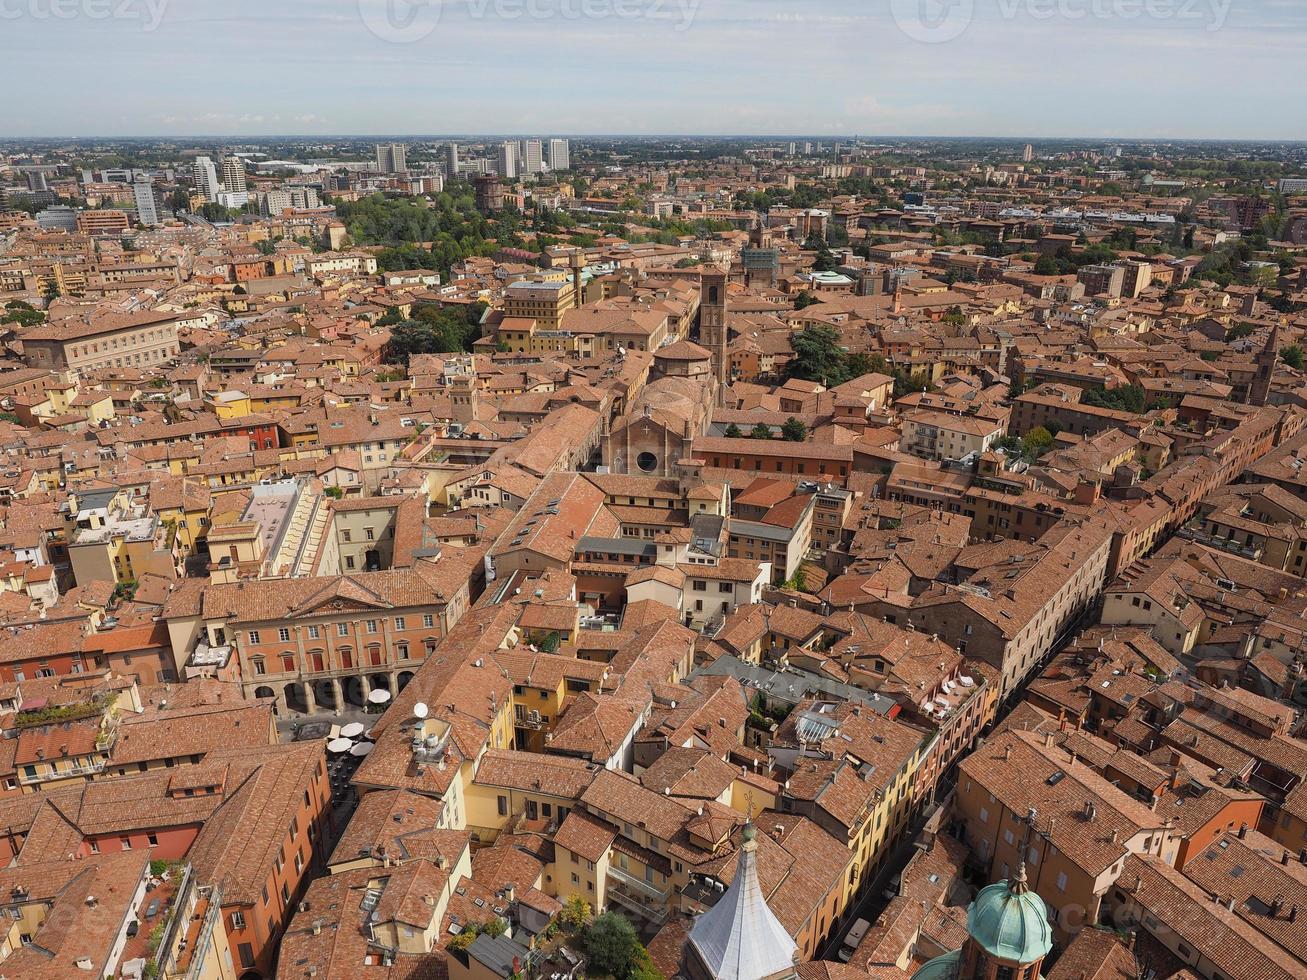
xmin=1 ymin=0 xmax=1304 ymax=139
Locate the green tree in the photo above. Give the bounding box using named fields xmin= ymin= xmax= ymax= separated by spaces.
xmin=750 ymin=422 xmax=774 ymax=440
xmin=781 ymin=417 xmax=808 ymax=442
xmin=1 ymin=300 xmax=45 ymax=328
xmin=723 ymin=423 xmax=743 ymax=438
xmin=197 ymin=202 xmax=233 ymax=222
xmin=793 ymin=290 xmax=818 ymax=309
xmin=1281 ymin=345 xmax=1304 ymax=370
xmin=804 ymin=235 xmax=838 ymax=273
xmin=447 ymin=925 xmax=480 ymax=953
xmin=584 ymin=912 xmax=644 ymax=978
xmin=559 ymin=896 xmax=592 ymax=933
xmin=1022 ymin=426 xmax=1055 ymax=456
xmin=1082 ymin=384 xmax=1147 ymax=414
xmin=1033 ymin=254 xmax=1059 ymax=276
xmin=387 ymin=304 xmax=484 ymax=363
xmin=788 ymin=324 xmax=850 ymax=386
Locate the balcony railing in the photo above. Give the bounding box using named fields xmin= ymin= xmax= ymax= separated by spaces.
xmin=605 ymin=865 xmax=672 ymax=924
xmin=606 ymin=878 xmax=669 ymax=924
xmin=1175 ymin=525 xmax=1263 ymax=561
xmin=19 ymin=759 xmax=106 ymax=784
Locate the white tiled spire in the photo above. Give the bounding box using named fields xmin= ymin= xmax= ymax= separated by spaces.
xmin=687 ymin=822 xmax=797 ymax=980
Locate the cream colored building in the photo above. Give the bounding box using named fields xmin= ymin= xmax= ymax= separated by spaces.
xmin=22 ymin=308 xmax=180 ymax=373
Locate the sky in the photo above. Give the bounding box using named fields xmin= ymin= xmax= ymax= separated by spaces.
xmin=1 ymin=0 xmax=1304 ymax=139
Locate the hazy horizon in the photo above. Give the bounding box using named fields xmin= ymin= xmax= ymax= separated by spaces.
xmin=2 ymin=0 xmax=1304 ymax=140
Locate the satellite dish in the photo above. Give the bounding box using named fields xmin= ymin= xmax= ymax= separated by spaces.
xmin=413 ymin=702 xmax=429 ymax=719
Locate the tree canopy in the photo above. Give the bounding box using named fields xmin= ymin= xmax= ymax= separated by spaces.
xmin=782 ymin=417 xmax=808 ymax=442
xmin=583 ymin=912 xmax=662 ymax=980
xmin=331 ymin=192 xmax=519 ymax=278
xmin=788 ymin=324 xmax=853 ymax=386
xmin=386 ymin=303 xmax=486 ymax=364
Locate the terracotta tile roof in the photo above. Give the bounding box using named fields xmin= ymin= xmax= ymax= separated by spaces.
xmin=639 ymin=746 xmax=737 ymax=801
xmin=185 ymin=742 xmax=326 ymax=905
xmin=1122 ymin=853 xmax=1300 ymax=980
xmin=328 ymin=789 xmax=465 ymax=868
xmin=1179 ymin=828 xmax=1307 ymax=964
xmin=1046 ymin=927 xmax=1142 ymax=980
xmin=960 ymin=730 xmax=1167 ymax=876
xmin=0 ymin=851 xmax=151 ymax=979
xmin=473 ymin=749 xmax=598 ymax=799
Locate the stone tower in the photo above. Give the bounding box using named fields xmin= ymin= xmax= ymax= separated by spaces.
xmin=699 ymin=269 xmax=728 ymax=395
xmin=1249 ymin=323 xmax=1280 ymax=407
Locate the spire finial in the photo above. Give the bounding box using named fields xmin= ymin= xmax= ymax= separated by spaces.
xmin=1011 ymin=861 xmax=1030 ymax=895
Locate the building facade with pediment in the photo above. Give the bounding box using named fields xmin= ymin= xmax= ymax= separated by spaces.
xmin=161 ymin=561 xmax=473 ymax=716
xmin=604 ymin=373 xmax=716 ymax=477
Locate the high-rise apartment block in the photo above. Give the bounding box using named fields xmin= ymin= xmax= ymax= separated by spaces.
xmin=497 ymin=141 xmax=518 ymax=179
xmin=548 ymin=138 xmax=570 ymax=171
xmin=521 ymin=139 xmax=543 ymax=174
xmin=192 ymin=156 xmax=221 ymax=202
xmin=445 ymin=142 xmax=460 ymax=178
xmin=1078 ymin=263 xmax=1126 ymax=298
xmin=221 ymin=156 xmax=247 ymax=194
xmin=133 ymin=178 xmax=164 ymax=226
xmin=375 ymin=143 xmax=407 ymax=174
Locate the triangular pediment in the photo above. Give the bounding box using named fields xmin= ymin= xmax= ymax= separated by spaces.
xmin=289 ymin=577 xmax=392 ymax=616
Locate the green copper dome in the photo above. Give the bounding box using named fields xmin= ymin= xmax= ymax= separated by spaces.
xmin=965 ymin=864 xmax=1053 ymax=964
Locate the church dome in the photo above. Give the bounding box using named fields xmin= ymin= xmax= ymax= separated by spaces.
xmin=965 ymin=865 xmax=1053 ymax=964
